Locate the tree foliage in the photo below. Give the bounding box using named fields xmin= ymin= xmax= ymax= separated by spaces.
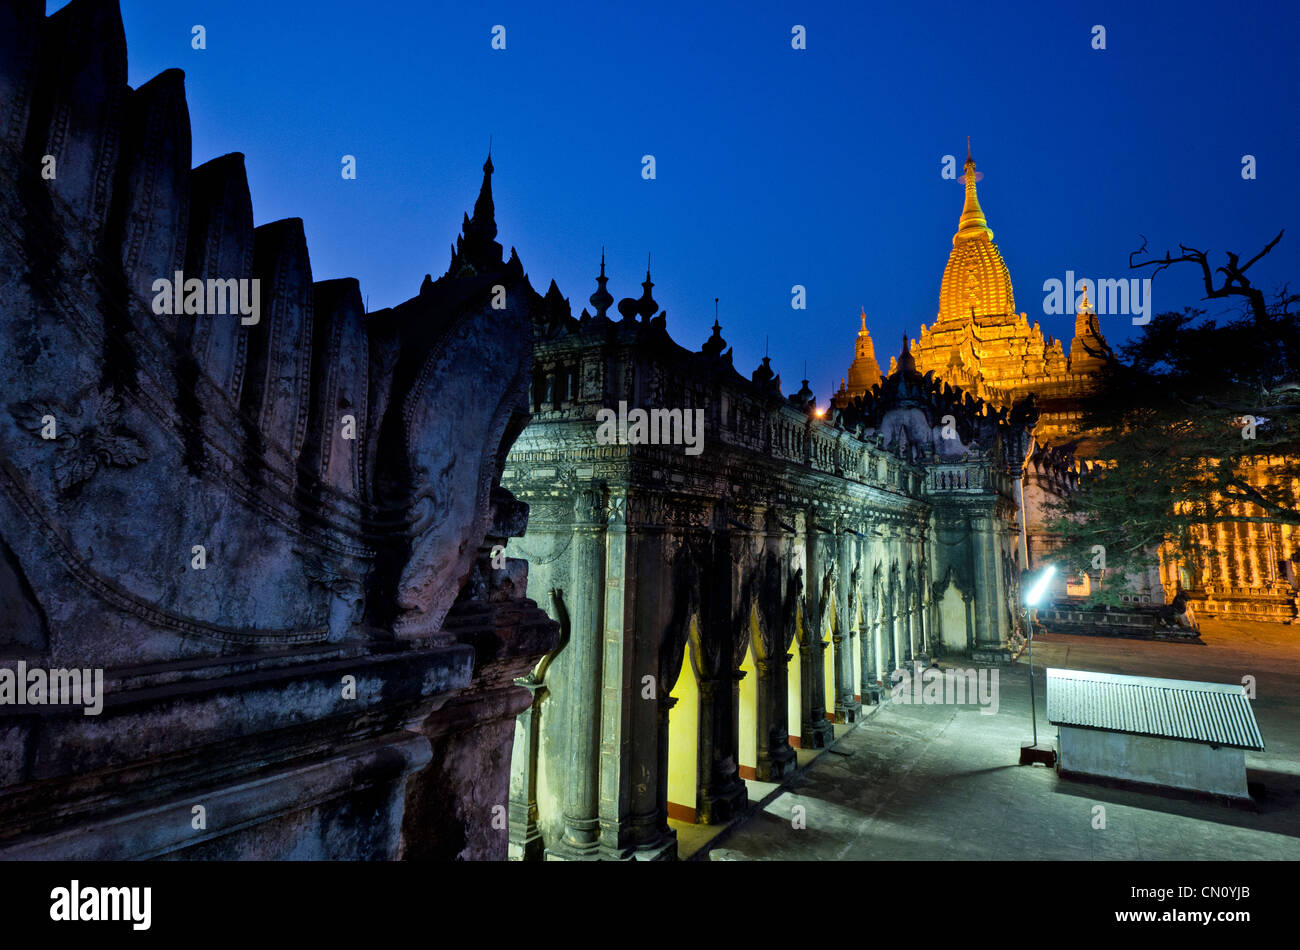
xmin=1045 ymin=231 xmax=1300 ymax=594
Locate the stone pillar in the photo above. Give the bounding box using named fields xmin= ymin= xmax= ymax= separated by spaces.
xmin=507 ymin=679 xmax=546 ymax=861
xmin=1217 ymin=522 xmax=1231 ymax=586
xmin=655 ymin=696 xmax=678 ymax=848
xmin=971 ymin=514 xmax=1011 ymax=662
xmin=918 ymin=534 xmax=932 ymax=658
xmin=696 ymin=675 xmax=747 ymax=823
xmin=905 ymin=597 xmax=916 ymax=663
xmin=884 ymin=587 xmax=898 ymax=676
xmin=801 ymin=509 xmax=834 ymax=748
xmin=596 ymin=492 xmax=658 ymax=859
xmin=834 ymin=524 xmax=861 ymax=723
xmin=963 ymin=592 xmax=976 ymax=653
xmin=756 ymin=656 xmax=796 ymax=780
xmin=1248 ymin=524 xmax=1262 ymax=588
xmin=560 ymin=486 xmax=606 ymax=855
xmin=753 ymin=657 xmax=772 ymax=780
xmin=861 ymin=594 xmax=884 ymax=704
xmin=1263 ymin=522 xmax=1281 ymax=587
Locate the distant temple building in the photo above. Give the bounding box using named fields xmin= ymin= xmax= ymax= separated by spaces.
xmin=836 ymin=146 xmax=1110 ymax=447
xmin=835 ymin=146 xmax=1298 ymax=623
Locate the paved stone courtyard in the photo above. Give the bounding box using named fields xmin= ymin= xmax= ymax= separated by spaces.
xmin=706 ymin=620 xmax=1300 ymax=860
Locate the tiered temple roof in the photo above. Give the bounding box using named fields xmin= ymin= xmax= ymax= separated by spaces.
xmin=838 ymin=144 xmax=1113 ymax=449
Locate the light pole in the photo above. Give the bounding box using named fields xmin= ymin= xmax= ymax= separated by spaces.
xmin=1019 ymin=564 xmax=1057 ymax=766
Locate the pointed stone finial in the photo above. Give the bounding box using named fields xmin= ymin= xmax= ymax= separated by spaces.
xmin=860 ymin=307 xmax=867 ymax=333
xmin=472 ymin=152 xmax=496 ymax=240
xmin=897 ymin=334 xmax=918 ymax=375
xmin=448 ymin=153 xmax=504 ymax=276
xmin=635 ymin=261 xmax=657 ymax=320
xmin=702 ymin=299 xmax=728 ymax=358
xmin=589 ymin=247 xmax=613 ymax=320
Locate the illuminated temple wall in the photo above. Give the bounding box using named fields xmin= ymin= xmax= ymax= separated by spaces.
xmin=1161 ymin=464 xmax=1300 ymax=622
xmin=501 ymin=270 xmax=1034 ymax=859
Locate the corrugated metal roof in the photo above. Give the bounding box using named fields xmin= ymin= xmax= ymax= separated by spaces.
xmin=1046 ymin=668 xmax=1264 ymax=751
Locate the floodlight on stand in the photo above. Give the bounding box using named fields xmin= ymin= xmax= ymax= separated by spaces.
xmin=1025 ymin=563 xmax=1056 ymax=607
xmin=1019 ymin=563 xmax=1058 ymax=767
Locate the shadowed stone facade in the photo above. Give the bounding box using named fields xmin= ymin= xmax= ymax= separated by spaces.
xmin=0 ymin=0 xmax=558 ymax=860
xmin=502 ymin=263 xmax=1040 ymax=859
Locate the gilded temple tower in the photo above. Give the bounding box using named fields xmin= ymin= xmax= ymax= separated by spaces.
xmin=838 ymin=308 xmax=883 ymax=400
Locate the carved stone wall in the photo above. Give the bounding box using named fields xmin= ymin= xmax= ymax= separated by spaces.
xmin=0 ymin=0 xmax=558 ymax=860
xmin=502 ymin=267 xmax=1036 ymax=859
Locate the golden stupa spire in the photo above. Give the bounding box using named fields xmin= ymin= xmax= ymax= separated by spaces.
xmin=954 ymin=138 xmax=993 ymax=245
xmin=845 ymin=308 xmax=882 ymax=395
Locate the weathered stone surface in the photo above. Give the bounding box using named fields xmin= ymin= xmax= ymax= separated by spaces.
xmin=0 ymin=1 xmax=42 ymax=152
xmin=0 ymin=1 xmax=559 ymax=860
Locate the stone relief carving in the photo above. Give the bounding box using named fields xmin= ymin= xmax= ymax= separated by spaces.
xmin=10 ymin=388 xmax=148 ymax=494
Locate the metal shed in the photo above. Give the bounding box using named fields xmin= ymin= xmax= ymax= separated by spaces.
xmin=1046 ymin=668 xmax=1263 ymax=800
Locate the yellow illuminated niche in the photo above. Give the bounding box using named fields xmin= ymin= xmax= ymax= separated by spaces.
xmin=666 ymin=618 xmax=701 ymax=823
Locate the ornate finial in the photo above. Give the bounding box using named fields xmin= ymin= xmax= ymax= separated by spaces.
xmin=635 ymin=261 xmax=657 ymax=320
xmin=589 ymin=247 xmax=613 ymax=320
xmin=896 ymin=333 xmax=918 ymax=377
xmin=860 ymin=307 xmax=867 ymax=333
xmin=702 ymin=299 xmax=728 ymax=358
xmin=955 ymin=139 xmax=992 ymax=245
xmin=790 ymin=377 xmax=815 ymax=412
xmin=448 ymin=152 xmax=503 ymax=276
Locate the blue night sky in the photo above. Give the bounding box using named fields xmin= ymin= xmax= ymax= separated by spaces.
xmin=66 ymin=0 xmax=1300 ymax=404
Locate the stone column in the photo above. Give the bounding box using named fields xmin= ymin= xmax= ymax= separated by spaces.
xmin=507 ymin=678 xmax=546 ymax=861
xmin=655 ymin=696 xmax=677 ymax=841
xmin=884 ymin=585 xmax=898 ymax=677
xmin=904 ymin=596 xmax=916 ymax=663
xmin=753 ymin=657 xmax=772 ymax=780
xmin=1248 ymin=524 xmax=1262 ymax=588
xmin=963 ymin=592 xmax=976 ymax=653
xmin=971 ymin=514 xmax=1011 ymax=662
xmin=833 ymin=523 xmax=861 ymax=723
xmin=597 ymin=492 xmax=653 ymax=859
xmin=756 ymin=655 xmax=796 ymax=780
xmin=696 ymin=674 xmax=747 ymax=823
xmin=1217 ymin=522 xmax=1231 ymax=586
xmin=1263 ymin=522 xmax=1281 ymax=587
xmin=696 ymin=678 xmax=719 ymax=821
xmin=918 ymin=533 xmax=932 ymax=657
xmin=861 ymin=595 xmax=884 ymax=705
xmin=802 ymin=508 xmax=834 ymax=748
xmin=561 ymin=486 xmax=606 ymax=855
